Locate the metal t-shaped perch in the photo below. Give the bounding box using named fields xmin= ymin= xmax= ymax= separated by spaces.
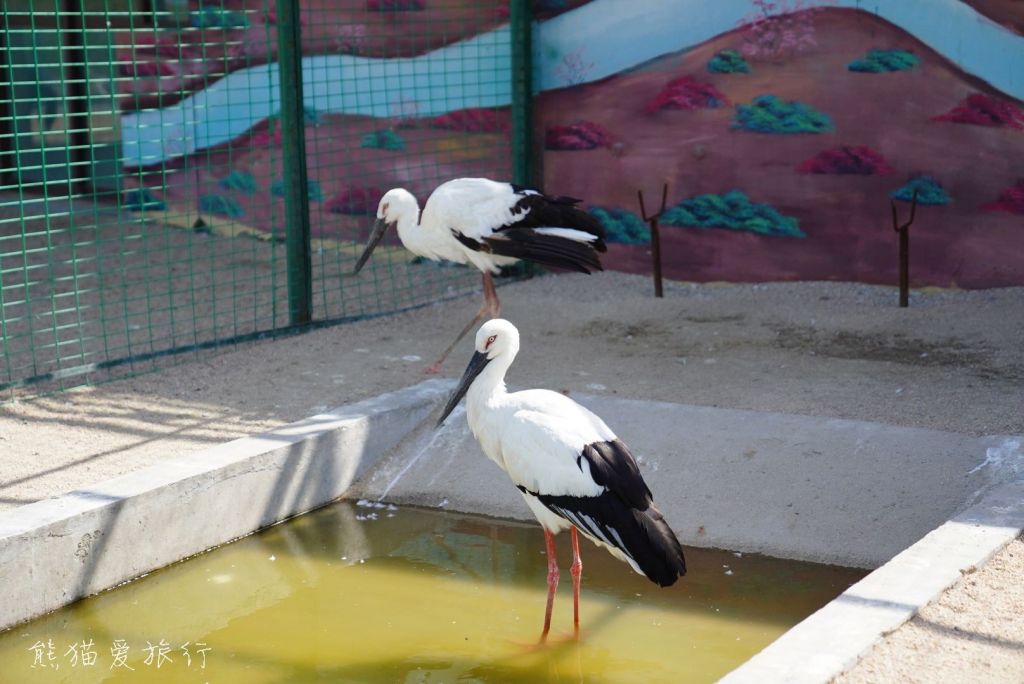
xmin=638 ymin=183 xmax=669 ymax=298
xmin=890 ymin=189 xmax=918 ymax=308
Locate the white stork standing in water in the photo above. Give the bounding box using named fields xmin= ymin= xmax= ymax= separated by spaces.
xmin=436 ymin=319 xmax=687 ymax=641
xmin=352 ymin=178 xmax=607 ymax=373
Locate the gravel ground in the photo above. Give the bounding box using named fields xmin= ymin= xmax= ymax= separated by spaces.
xmin=837 ymin=535 xmax=1024 ymax=684
xmin=1 ymin=271 xmax=1022 ymax=675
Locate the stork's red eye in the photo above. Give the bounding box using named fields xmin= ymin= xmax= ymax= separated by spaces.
xmin=485 ymin=334 xmax=497 ymax=349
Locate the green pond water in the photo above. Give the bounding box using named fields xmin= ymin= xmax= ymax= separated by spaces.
xmin=0 ymin=501 xmax=865 ymax=683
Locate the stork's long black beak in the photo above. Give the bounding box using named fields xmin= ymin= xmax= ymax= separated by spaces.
xmin=352 ymin=217 xmax=391 ymax=275
xmin=436 ymin=350 xmax=491 ymax=428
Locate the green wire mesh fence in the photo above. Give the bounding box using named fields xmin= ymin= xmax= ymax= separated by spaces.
xmin=0 ymin=0 xmax=526 ymax=399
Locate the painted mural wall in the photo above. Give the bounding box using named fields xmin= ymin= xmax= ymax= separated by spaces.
xmin=116 ymin=0 xmax=518 ymax=246
xmin=114 ymin=0 xmax=1023 ymax=287
xmin=535 ymin=0 xmax=1024 ymax=288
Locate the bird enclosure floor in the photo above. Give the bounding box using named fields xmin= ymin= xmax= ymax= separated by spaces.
xmin=0 ymin=502 xmax=866 ymax=683
xmin=3 ymin=273 xmax=1021 ymax=514
xmin=1 ymin=273 xmax=1021 ymax=679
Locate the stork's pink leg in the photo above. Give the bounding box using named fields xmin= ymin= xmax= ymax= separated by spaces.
xmin=482 ymin=272 xmax=501 ymax=318
xmin=570 ymin=527 xmax=583 ymax=636
xmin=423 ymin=306 xmax=486 ymax=375
xmin=423 ymin=273 xmax=500 ymax=374
xmin=541 ymin=527 xmax=559 ymax=643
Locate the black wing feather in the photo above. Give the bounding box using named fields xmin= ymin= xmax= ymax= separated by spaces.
xmin=526 ymin=487 xmax=687 ymax=587
xmin=517 ymin=437 xmax=687 ymax=587
xmin=450 ymin=185 xmax=606 ymax=273
xmin=502 ymin=191 xmax=607 ymax=251
xmin=483 ymin=229 xmax=603 ymax=274
xmin=581 ymin=439 xmax=652 ymax=510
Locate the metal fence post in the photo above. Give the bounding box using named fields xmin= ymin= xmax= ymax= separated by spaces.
xmin=275 ymin=0 xmax=313 ymax=326
xmin=510 ymin=0 xmax=533 ymax=187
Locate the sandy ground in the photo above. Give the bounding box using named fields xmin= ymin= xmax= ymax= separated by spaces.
xmin=837 ymin=535 xmax=1024 ymax=684
xmin=2 ymin=271 xmax=1021 ymax=510
xmin=1 ymin=271 xmax=1022 ymax=675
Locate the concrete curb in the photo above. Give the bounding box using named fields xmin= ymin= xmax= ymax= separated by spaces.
xmin=0 ymin=379 xmax=451 ymax=632
xmin=720 ymin=480 xmax=1024 ymax=684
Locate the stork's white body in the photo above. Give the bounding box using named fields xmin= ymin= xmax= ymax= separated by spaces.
xmin=383 ymin=178 xmax=604 ymax=273
xmin=390 ymin=184 xmax=517 ymax=273
xmin=466 ymin=382 xmax=644 ymax=573
xmin=437 ymin=319 xmax=686 ymax=639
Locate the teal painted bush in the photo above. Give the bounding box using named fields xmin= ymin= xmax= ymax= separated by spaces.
xmin=189 ymin=6 xmax=250 ymax=29
xmin=218 ymin=170 xmax=257 ymax=195
xmin=199 ymin=194 xmax=244 ymax=218
xmin=848 ymin=50 xmax=919 ymax=73
xmin=121 ymin=188 xmax=165 ymax=212
xmin=361 ymin=129 xmax=406 ymax=151
xmin=732 ymin=95 xmax=832 ymax=134
xmin=271 ymin=178 xmax=323 ymax=202
xmin=663 ymin=190 xmax=805 ymax=238
xmin=891 ymin=175 xmax=950 ymax=205
xmin=707 ymin=49 xmax=750 ymax=74
xmin=588 ymin=207 xmax=650 ymax=245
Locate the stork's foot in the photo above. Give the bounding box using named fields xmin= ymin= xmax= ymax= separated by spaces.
xmin=506 ymin=630 xmax=579 ymax=653
xmin=422 ymin=362 xmax=443 ymax=375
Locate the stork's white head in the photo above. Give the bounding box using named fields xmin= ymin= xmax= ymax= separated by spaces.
xmin=376 ymin=188 xmax=418 ymax=223
xmin=437 ymin=319 xmax=520 ymax=427
xmin=475 ymin=318 xmax=520 ymax=361
xmin=352 ymin=188 xmax=419 ymax=274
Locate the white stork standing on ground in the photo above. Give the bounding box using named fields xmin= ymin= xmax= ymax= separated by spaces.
xmin=352 ymin=178 xmax=607 ymax=373
xmin=436 ymin=319 xmax=687 ymax=642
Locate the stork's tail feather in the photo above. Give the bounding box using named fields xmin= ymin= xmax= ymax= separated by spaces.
xmin=632 ymin=505 xmax=688 ymax=587
xmin=484 ymin=229 xmax=604 ymax=274
xmin=532 ymin=490 xmax=686 ymax=587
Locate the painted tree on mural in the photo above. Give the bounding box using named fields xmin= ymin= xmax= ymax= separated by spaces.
xmin=733 ymin=95 xmax=833 ymax=133
xmin=366 ymin=0 xmax=426 ymax=11
xmin=362 ymin=129 xmax=407 ymax=151
xmin=847 ymin=49 xmax=919 ymax=73
xmin=983 ymin=180 xmax=1024 ymax=215
xmin=707 ymin=49 xmax=751 ymax=74
xmin=430 ymin=108 xmax=508 ymax=133
xmin=199 ymin=194 xmax=245 ymax=218
xmin=736 ymin=0 xmax=827 ymax=60
xmin=555 ymin=48 xmax=596 ymax=86
xmin=273 ymin=178 xmax=323 ymax=202
xmin=588 ymin=208 xmax=650 ymax=244
xmin=663 ymin=191 xmax=805 ymax=238
xmin=932 ymin=94 xmax=1024 ymax=129
xmin=645 ymin=76 xmax=730 ymax=113
xmin=326 ymin=188 xmax=384 ymax=215
xmin=891 ymin=175 xmax=951 ymax=205
xmin=797 ymin=146 xmax=894 ymax=175
xmin=219 ymin=171 xmax=259 ymax=195
xmin=122 ymin=188 xmax=166 ymax=212
xmin=545 ymin=121 xmax=615 ymax=150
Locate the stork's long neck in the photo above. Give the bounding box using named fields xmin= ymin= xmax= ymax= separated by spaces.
xmin=394 ymin=200 xmax=423 ymax=253
xmin=466 ymin=350 xmax=515 ymax=427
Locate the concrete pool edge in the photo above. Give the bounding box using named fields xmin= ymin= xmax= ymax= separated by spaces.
xmin=720 ymin=480 xmax=1024 ymax=684
xmin=0 ymin=379 xmax=452 ymax=632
